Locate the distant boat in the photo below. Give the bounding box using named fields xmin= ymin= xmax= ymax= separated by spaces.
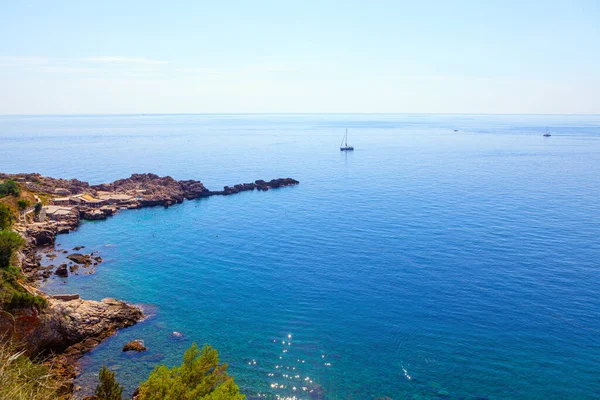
xmin=340 ymin=129 xmax=354 ymax=151
xmin=543 ymin=127 xmax=551 ymax=137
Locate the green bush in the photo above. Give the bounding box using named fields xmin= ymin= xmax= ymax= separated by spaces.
xmin=0 ymin=180 xmax=21 ymax=197
xmin=0 ymin=230 xmax=25 ymax=269
xmin=7 ymin=291 xmax=48 ymax=310
xmin=34 ymin=202 xmax=43 ymax=215
xmin=95 ymin=366 xmax=124 ymax=400
xmin=17 ymin=199 xmax=30 ymax=211
xmin=0 ymin=204 xmax=12 ymax=230
xmin=138 ymin=343 xmax=245 ymax=400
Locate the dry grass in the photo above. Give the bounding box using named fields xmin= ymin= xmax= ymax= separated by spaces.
xmin=0 ymin=341 xmax=67 ymax=400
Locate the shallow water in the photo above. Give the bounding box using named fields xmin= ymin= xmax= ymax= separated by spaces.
xmin=2 ymin=114 xmax=600 ymax=399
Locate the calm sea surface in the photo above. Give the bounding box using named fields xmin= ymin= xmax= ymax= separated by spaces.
xmin=1 ymin=114 xmax=599 ymax=399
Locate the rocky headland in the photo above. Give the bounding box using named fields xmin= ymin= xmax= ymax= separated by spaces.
xmin=0 ymin=172 xmax=299 ymax=396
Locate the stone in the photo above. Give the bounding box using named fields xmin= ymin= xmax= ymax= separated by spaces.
xmin=52 ymin=294 xmax=80 ymax=301
xmin=67 ymin=253 xmax=90 ymax=264
xmin=122 ymin=339 xmax=147 ymax=352
xmin=29 ymin=228 xmax=56 ymax=246
xmin=55 ymin=264 xmax=68 ymax=277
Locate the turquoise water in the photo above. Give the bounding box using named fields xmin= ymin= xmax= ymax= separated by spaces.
xmin=2 ymin=114 xmax=600 ymax=399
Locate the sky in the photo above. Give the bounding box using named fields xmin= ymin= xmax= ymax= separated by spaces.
xmin=0 ymin=0 xmax=599 ymax=114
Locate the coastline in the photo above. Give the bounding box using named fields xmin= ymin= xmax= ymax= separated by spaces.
xmin=0 ymin=172 xmax=299 ymax=395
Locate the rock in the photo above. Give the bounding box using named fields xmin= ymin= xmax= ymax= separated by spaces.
xmin=29 ymin=228 xmax=56 ymax=246
xmin=94 ymin=256 xmax=103 ymax=263
xmin=67 ymin=253 xmax=90 ymax=265
xmin=52 ymin=294 xmax=80 ymax=301
xmin=55 ymin=264 xmax=68 ymax=277
xmin=73 ymin=246 xmax=85 ymax=251
xmin=170 ymin=331 xmax=184 ymax=339
xmin=82 ymin=209 xmax=106 ymax=220
xmin=69 ymin=264 xmax=79 ymax=273
xmin=122 ymin=339 xmax=147 ymax=352
xmin=212 ymin=178 xmax=299 ymax=195
xmin=24 ymin=297 xmax=144 ymax=357
xmin=132 ymin=387 xmax=141 ymax=400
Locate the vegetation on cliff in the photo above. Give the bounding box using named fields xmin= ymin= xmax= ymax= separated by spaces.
xmin=0 ymin=229 xmax=47 ymax=311
xmin=0 ymin=180 xmax=21 ymax=198
xmin=0 ymin=341 xmax=67 ymax=400
xmin=0 ymin=204 xmax=12 ymax=230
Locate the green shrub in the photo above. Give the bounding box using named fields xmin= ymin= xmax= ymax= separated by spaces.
xmin=0 ymin=180 xmax=21 ymax=197
xmin=34 ymin=202 xmax=43 ymax=215
xmin=0 ymin=233 xmax=43 ymax=310
xmin=0 ymin=204 xmax=12 ymax=230
xmin=138 ymin=343 xmax=245 ymax=400
xmin=0 ymin=230 xmax=25 ymax=269
xmin=95 ymin=365 xmax=124 ymax=400
xmin=17 ymin=200 xmax=29 ymax=210
xmin=7 ymin=291 xmax=48 ymax=310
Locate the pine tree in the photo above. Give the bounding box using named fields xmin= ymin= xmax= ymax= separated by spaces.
xmin=138 ymin=343 xmax=245 ymax=400
xmin=95 ymin=366 xmax=123 ymax=400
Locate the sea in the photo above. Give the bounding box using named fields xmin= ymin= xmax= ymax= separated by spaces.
xmin=1 ymin=114 xmax=599 ymax=399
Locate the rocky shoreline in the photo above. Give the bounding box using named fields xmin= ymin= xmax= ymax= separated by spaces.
xmin=0 ymin=172 xmax=299 ymax=396
xmin=9 ymin=173 xmax=298 ymax=281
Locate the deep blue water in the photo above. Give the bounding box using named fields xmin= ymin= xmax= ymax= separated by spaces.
xmin=1 ymin=114 xmax=600 ymax=399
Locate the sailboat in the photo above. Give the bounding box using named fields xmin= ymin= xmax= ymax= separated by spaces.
xmin=543 ymin=127 xmax=551 ymax=137
xmin=340 ymin=129 xmax=354 ymax=151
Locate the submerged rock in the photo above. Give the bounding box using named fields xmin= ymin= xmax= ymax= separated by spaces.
xmin=67 ymin=253 xmax=90 ymax=265
xmin=55 ymin=264 xmax=68 ymax=277
xmin=308 ymin=383 xmax=326 ymax=399
xmin=170 ymin=331 xmax=184 ymax=339
xmin=122 ymin=339 xmax=147 ymax=352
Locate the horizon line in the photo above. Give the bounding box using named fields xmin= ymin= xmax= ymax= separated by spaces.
xmin=1 ymin=112 xmax=600 ymax=117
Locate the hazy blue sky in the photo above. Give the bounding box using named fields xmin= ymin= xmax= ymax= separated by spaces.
xmin=1 ymin=0 xmax=599 ymax=114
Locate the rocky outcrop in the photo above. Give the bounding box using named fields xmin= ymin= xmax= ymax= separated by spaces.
xmin=0 ymin=296 xmax=144 ymax=391
xmin=0 ymin=173 xmax=90 ymax=196
xmin=212 ymin=178 xmax=300 ymax=195
xmin=92 ymin=173 xmax=189 ymax=206
xmin=122 ymin=339 xmax=147 ymax=352
xmin=27 ymin=227 xmax=56 ymax=246
xmin=179 ymin=179 xmax=211 ymax=199
xmin=81 ymin=209 xmax=106 ymax=220
xmin=2 ymin=297 xmax=144 ymax=356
